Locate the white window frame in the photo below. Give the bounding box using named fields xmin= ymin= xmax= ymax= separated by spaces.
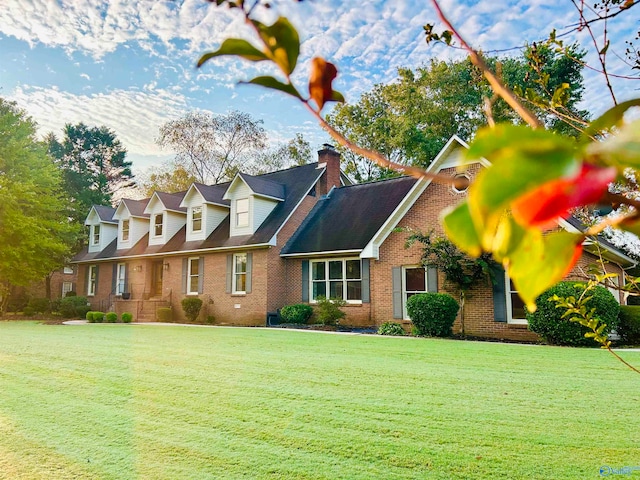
xmin=63 ymin=266 xmax=74 ymax=274
xmin=402 ymin=265 xmax=428 ymax=320
xmin=122 ymin=219 xmax=130 ymax=241
xmin=187 ymin=257 xmax=200 ymax=295
xmin=310 ymin=258 xmax=362 ymax=304
xmin=153 ymin=214 xmax=164 ymax=237
xmin=236 ymin=198 xmax=249 ymax=228
xmin=92 ymin=225 xmax=100 ymax=246
xmin=505 ymin=275 xmax=528 ymax=325
xmin=87 ymin=265 xmax=97 ymax=296
xmin=116 ymin=263 xmax=126 ymax=295
xmin=233 ymin=253 xmax=248 ymax=294
xmin=62 ymin=282 xmax=73 ymax=297
xmin=191 ymin=206 xmax=202 ymax=233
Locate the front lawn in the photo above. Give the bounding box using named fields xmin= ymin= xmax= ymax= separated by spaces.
xmin=0 ymin=321 xmax=638 ymax=479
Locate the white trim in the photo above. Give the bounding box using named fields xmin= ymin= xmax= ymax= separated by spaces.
xmin=309 ymin=257 xmax=363 ymax=304
xmin=505 ymin=274 xmax=528 ymax=325
xmin=87 ymin=265 xmax=97 ymax=297
xmin=191 ymin=206 xmax=203 ymax=233
xmin=153 ymin=214 xmax=164 ymax=237
xmin=401 ymin=265 xmax=428 ymax=320
xmin=232 ymin=253 xmax=248 ymax=294
xmin=281 ymin=249 xmax=362 ymax=258
xmin=235 ymin=198 xmax=250 ymax=228
xmin=187 ymin=256 xmax=200 ymax=295
xmin=116 ymin=263 xmax=126 ymax=295
xmin=62 ymin=282 xmax=73 ymax=297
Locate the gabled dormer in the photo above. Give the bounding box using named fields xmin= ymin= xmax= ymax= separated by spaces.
xmin=113 ymin=198 xmax=150 ymax=250
xmin=84 ymin=205 xmax=118 ymax=253
xmin=223 ymin=173 xmax=285 ymax=237
xmin=143 ymin=192 xmax=187 ymax=246
xmin=179 ymin=183 xmax=230 ymax=241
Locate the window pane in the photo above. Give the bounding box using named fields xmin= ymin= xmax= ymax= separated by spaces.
xmin=236 ymin=274 xmax=246 ymax=292
xmin=329 ymin=281 xmax=343 ymax=299
xmin=237 ymin=212 xmax=249 ymax=227
xmin=405 ymin=268 xmax=426 ymax=292
xmin=192 ymin=207 xmax=202 ymax=231
xmin=329 ymin=261 xmax=342 ymax=280
xmin=155 ymin=215 xmax=163 ymax=236
xmin=312 ymin=281 xmax=326 ymax=299
xmin=235 ymin=254 xmax=247 ymax=274
xmin=190 ymin=258 xmax=199 ymax=276
xmin=189 ymin=275 xmax=199 ymax=293
xmin=237 ymin=198 xmax=249 ymax=213
xmin=346 ymin=260 xmax=360 ymax=280
xmin=511 ymin=293 xmax=526 ymax=319
xmin=312 ymin=262 xmax=325 ymax=281
xmin=347 ymin=281 xmax=362 ymax=300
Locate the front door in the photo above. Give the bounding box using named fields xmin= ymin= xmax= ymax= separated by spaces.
xmin=151 ymin=260 xmax=163 ymax=297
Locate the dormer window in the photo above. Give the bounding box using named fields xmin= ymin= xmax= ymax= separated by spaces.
xmin=192 ymin=207 xmax=202 ymax=232
xmin=122 ymin=220 xmax=130 ymax=241
xmin=154 ymin=214 xmax=164 ymax=237
xmin=92 ymin=225 xmax=101 ymax=245
xmin=236 ymin=198 xmax=249 ymax=227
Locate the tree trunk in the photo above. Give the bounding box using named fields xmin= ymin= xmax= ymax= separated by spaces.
xmin=45 ymin=274 xmax=52 ymax=300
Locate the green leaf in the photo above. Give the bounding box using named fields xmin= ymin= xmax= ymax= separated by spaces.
xmin=252 ymin=17 xmax=300 ymax=75
xmin=492 ymin=214 xmax=527 ymax=262
xmin=582 ymin=98 xmax=640 ymax=140
xmin=197 ymin=39 xmax=269 ymax=67
xmin=586 ymin=119 xmax=640 ymax=168
xmin=330 ymin=90 xmax=345 ymax=103
xmin=441 ymin=202 xmax=482 ymax=258
xmin=507 ymin=230 xmax=584 ymax=311
xmin=241 ymin=76 xmax=302 ymax=100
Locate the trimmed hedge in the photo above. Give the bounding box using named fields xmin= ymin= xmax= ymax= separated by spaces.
xmin=181 ymin=298 xmax=203 ymax=322
xmin=105 ymin=312 xmax=118 ymax=323
xmin=157 ymin=307 xmax=173 ymax=323
xmin=406 ymin=293 xmax=459 ymax=337
xmin=280 ymin=304 xmax=313 ymax=324
xmin=527 ymin=282 xmax=619 ymax=347
xmin=618 ymin=306 xmax=640 ymax=345
xmin=121 ymin=312 xmax=133 ymax=323
xmin=377 ymin=322 xmax=406 ymax=336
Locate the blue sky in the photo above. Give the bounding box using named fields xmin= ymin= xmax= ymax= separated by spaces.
xmin=0 ymin=0 xmax=637 ymax=175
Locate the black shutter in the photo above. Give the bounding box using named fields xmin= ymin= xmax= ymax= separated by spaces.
xmin=392 ymin=267 xmax=402 ymax=319
xmin=361 ymin=259 xmax=370 ymax=303
xmin=246 ymin=253 xmax=252 ymax=293
xmin=111 ymin=263 xmax=117 ymax=294
xmin=301 ymin=260 xmax=309 ymax=302
xmin=492 ymin=265 xmax=508 ymax=323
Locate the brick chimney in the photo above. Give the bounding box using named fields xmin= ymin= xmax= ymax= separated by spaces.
xmin=316 ymin=144 xmax=341 ymax=196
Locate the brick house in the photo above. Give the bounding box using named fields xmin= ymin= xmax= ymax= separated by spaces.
xmin=71 ymin=137 xmax=635 ymax=340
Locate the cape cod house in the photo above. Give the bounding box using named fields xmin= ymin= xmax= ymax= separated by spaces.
xmin=71 ymin=138 xmax=636 ymax=340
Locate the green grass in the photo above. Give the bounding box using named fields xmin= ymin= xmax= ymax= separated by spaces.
xmin=0 ymin=321 xmax=638 ymax=479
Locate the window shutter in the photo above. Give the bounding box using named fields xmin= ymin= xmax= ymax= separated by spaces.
xmin=427 ymin=266 xmax=438 ymax=293
xmin=246 ymin=253 xmax=253 ymax=293
xmin=124 ymin=264 xmax=129 ymax=294
xmin=111 ymin=263 xmax=117 ymax=294
xmin=392 ymin=267 xmax=402 ymax=319
xmin=361 ymin=259 xmax=370 ymax=303
xmin=182 ymin=258 xmax=188 ymax=294
xmin=301 ymin=260 xmax=309 ymax=302
xmin=71 ymin=282 xmax=76 ymax=294
xmin=94 ymin=265 xmax=100 ymax=292
xmin=226 ymin=254 xmax=233 ymax=294
xmin=492 ymin=265 xmax=507 ymax=323
xmin=198 ymin=257 xmax=204 ymax=294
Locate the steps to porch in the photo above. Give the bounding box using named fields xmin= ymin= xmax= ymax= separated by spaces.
xmin=115 ymin=298 xmax=171 ymax=322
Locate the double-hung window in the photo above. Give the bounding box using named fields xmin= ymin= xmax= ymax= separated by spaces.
xmin=154 ymin=214 xmax=163 ymax=237
xmin=233 ymin=253 xmax=247 ymax=293
xmin=311 ymin=258 xmax=362 ymax=302
xmin=192 ymin=207 xmax=202 ymax=232
xmin=505 ymin=277 xmax=527 ymax=324
xmin=92 ymin=225 xmax=101 ymax=245
xmin=236 ymin=198 xmax=249 ymax=228
xmin=62 ymin=282 xmax=73 ymax=297
xmin=122 ymin=220 xmax=130 ymax=241
xmin=88 ymin=265 xmax=97 ymax=296
xmin=187 ymin=257 xmax=200 ymax=295
xmin=116 ymin=263 xmax=126 ymax=295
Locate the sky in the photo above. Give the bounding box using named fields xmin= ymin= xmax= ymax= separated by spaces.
xmin=0 ymin=0 xmax=638 ymax=176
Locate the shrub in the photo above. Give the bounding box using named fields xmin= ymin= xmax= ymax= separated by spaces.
xmin=59 ymin=296 xmax=90 ymax=318
xmin=527 ymin=282 xmax=619 ymax=347
xmin=181 ymin=298 xmax=203 ymax=322
xmin=377 ymin=322 xmax=406 ymax=336
xmin=65 ymin=290 xmax=77 ymax=297
xmin=121 ymin=312 xmax=133 ymax=323
xmin=27 ymin=297 xmax=50 ymax=314
xmin=23 ymin=306 xmax=35 ymax=317
xmin=105 ymin=312 xmax=118 ymax=323
xmin=280 ymin=304 xmax=313 ymax=324
xmin=6 ymin=294 xmax=30 ymax=313
xmin=315 ymin=296 xmax=346 ymax=325
xmin=93 ymin=311 xmax=105 ymax=323
xmin=407 ymin=293 xmax=459 ymax=337
xmin=617 ymin=306 xmax=640 ymax=345
xmin=86 ymin=311 xmax=95 ymax=322
xmin=206 ymin=315 xmax=215 ymax=324
xmin=157 ymin=307 xmax=173 ymax=323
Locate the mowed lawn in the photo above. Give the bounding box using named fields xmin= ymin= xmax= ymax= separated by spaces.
xmin=0 ymin=322 xmax=638 ymax=480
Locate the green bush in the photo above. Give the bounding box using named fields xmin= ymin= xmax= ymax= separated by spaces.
xmin=617 ymin=306 xmax=640 ymax=345
xmin=407 ymin=293 xmax=459 ymax=337
xmin=86 ymin=311 xmax=95 ymax=322
xmin=64 ymin=290 xmax=77 ymax=297
xmin=315 ymin=296 xmax=346 ymax=325
xmin=280 ymin=304 xmax=313 ymax=324
xmin=206 ymin=315 xmax=215 ymax=324
xmin=121 ymin=312 xmax=133 ymax=323
xmin=105 ymin=312 xmax=118 ymax=323
xmin=59 ymin=296 xmax=90 ymax=318
xmin=93 ymin=311 xmax=105 ymax=323
xmin=626 ymin=295 xmax=640 ymax=306
xmin=377 ymin=322 xmax=406 ymax=336
xmin=27 ymin=297 xmax=50 ymax=314
xmin=7 ymin=294 xmax=30 ymax=313
xmin=157 ymin=307 xmax=173 ymax=323
xmin=527 ymin=282 xmax=619 ymax=347
xmin=23 ymin=306 xmax=35 ymax=317
xmin=181 ymin=298 xmax=203 ymax=322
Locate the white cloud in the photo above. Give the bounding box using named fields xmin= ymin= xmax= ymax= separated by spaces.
xmin=80 ymin=73 xmax=90 ymax=80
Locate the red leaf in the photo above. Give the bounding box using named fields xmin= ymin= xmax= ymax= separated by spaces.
xmin=511 ymin=163 xmax=617 ymax=227
xmin=309 ymin=57 xmax=338 ymax=111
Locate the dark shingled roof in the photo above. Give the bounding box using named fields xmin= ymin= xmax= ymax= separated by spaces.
xmin=155 ymin=191 xmax=187 ymax=213
xmin=192 ymin=182 xmax=230 ymax=207
xmin=238 ymin=173 xmax=285 ymax=200
xmin=121 ymin=198 xmax=150 ymax=218
xmin=93 ymin=205 xmax=117 ymax=223
xmin=281 ymin=176 xmax=417 ymax=255
xmin=71 ymin=162 xmax=323 ymax=262
xmin=565 ymin=215 xmax=636 ymax=264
